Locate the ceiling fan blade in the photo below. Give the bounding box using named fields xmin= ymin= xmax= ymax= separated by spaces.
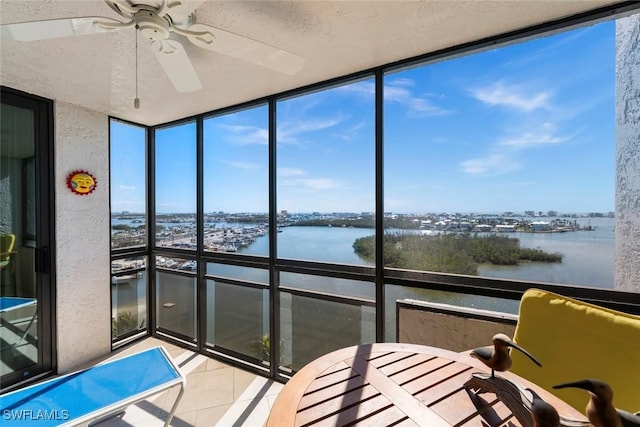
xmin=165 ymin=0 xmax=208 ymax=23
xmin=151 ymin=39 xmax=202 ymax=92
xmin=1 ymin=17 xmax=124 ymax=42
xmin=186 ymin=23 xmax=304 ymax=76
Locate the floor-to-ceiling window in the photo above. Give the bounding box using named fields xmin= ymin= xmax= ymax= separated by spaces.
xmin=203 ymin=105 xmax=271 ymax=365
xmin=1 ymin=87 xmax=55 ymax=390
xmin=382 ymin=16 xmax=621 ymax=340
xmin=110 ymin=118 xmax=148 ymax=344
xmin=153 ymin=121 xmax=198 ymax=344
xmin=276 ymin=79 xmax=377 ymax=371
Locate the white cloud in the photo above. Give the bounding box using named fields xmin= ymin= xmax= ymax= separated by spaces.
xmin=470 ymin=80 xmax=552 ymax=112
xmin=277 ymin=115 xmax=348 ymax=145
xmin=335 ymin=120 xmax=368 ymax=141
xmin=384 ymin=84 xmax=412 ymax=103
xmin=348 ymin=121 xmax=367 ymax=133
xmin=499 ymin=122 xmax=574 ymax=149
xmin=278 ymin=167 xmax=305 ymax=177
xmin=226 ymin=161 xmax=261 ymax=171
xmin=220 ymin=124 xmax=268 ymax=146
xmin=460 ymin=121 xmax=572 ymax=177
xmin=388 ymin=77 xmax=415 ymax=88
xmin=460 ymin=154 xmax=520 ymax=176
xmin=407 ymin=97 xmax=452 ymax=117
xmin=119 ymin=184 xmax=137 ymax=191
xmin=384 ymin=79 xmax=453 ymax=117
xmin=500 ymin=131 xmax=571 ymax=149
xmin=505 ymin=27 xmax=592 ymax=68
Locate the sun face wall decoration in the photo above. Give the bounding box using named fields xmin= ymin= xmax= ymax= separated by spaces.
xmin=67 ymin=170 xmax=97 ymax=195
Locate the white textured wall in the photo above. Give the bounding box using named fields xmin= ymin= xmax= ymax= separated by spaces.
xmin=615 ymin=15 xmax=640 ymax=293
xmin=55 ymin=102 xmax=111 ymax=372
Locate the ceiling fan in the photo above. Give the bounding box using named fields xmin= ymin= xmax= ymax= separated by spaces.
xmin=1 ymin=0 xmax=305 ymax=94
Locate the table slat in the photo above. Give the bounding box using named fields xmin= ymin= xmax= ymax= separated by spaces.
xmin=304 ymin=361 xmax=358 ymax=394
xmin=367 ymin=351 xmax=426 ymax=370
xmin=345 ymin=354 xmax=451 ymax=427
xmin=405 ymin=361 xmax=473 ymax=401
xmin=346 ymin=405 xmax=416 ymax=427
xmin=298 ymin=383 xmax=380 ymax=417
xmin=307 ymin=394 xmax=394 ymax=427
xmin=384 ymin=355 xmax=453 ymax=385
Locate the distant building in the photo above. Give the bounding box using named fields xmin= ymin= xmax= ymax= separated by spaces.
xmin=474 ymin=224 xmax=492 ymax=232
xmin=531 ymin=221 xmax=551 ymax=231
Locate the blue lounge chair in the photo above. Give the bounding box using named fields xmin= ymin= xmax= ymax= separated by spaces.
xmin=0 ymin=296 xmax=38 ymax=349
xmin=0 ymin=346 xmax=185 ymax=426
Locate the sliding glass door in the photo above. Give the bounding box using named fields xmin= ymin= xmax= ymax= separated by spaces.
xmin=0 ymin=87 xmax=55 ymax=390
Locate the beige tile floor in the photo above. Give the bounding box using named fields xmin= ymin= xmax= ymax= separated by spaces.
xmin=93 ymin=337 xmax=283 ymax=427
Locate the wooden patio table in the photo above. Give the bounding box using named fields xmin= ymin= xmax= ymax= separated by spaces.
xmin=267 ymin=343 xmax=588 ymax=427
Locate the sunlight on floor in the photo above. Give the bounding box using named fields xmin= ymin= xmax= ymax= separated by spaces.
xmin=94 ymin=338 xmax=283 ymax=427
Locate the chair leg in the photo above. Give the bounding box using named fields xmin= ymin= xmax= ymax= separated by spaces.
xmin=164 ymin=382 xmax=185 ymax=427
xmin=14 ymin=310 xmax=37 ymax=346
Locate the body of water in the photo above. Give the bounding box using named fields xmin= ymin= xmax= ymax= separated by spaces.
xmin=239 ymin=226 xmax=376 ymax=265
xmin=237 ymin=217 xmax=615 ymax=290
xmin=113 ymin=216 xmax=616 ymax=289
xmin=478 ymin=217 xmax=614 ymax=288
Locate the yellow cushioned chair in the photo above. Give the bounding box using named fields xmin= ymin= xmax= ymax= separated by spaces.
xmin=0 ymin=233 xmax=16 ymax=271
xmin=510 ymin=288 xmax=640 ymax=413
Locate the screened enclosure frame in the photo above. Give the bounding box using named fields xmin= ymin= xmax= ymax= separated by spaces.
xmin=109 ymin=2 xmax=640 ymax=382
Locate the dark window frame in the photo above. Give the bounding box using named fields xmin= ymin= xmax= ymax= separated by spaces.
xmin=0 ymin=86 xmax=56 ymax=391
xmin=108 ymin=2 xmax=640 ymax=380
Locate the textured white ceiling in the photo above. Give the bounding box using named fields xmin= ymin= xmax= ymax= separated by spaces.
xmin=0 ymin=0 xmax=625 ymax=126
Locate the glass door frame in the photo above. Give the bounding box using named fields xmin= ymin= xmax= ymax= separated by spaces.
xmin=0 ymin=86 xmax=56 ymax=391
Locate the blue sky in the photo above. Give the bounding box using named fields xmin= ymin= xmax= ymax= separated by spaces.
xmin=111 ymin=20 xmax=615 ymax=215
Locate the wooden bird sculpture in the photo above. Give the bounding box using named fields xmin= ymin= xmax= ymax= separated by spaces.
xmin=470 ymin=333 xmax=542 ymax=377
xmin=527 ymin=388 xmax=560 ymax=427
xmin=553 ymin=379 xmax=640 ymax=427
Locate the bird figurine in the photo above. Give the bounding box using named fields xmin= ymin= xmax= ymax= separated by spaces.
xmin=527 ymin=388 xmax=560 ymax=427
xmin=470 ymin=333 xmax=542 ymax=377
xmin=553 ymin=379 xmax=640 ymax=427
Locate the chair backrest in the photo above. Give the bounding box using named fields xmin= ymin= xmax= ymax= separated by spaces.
xmin=0 ymin=233 xmax=16 ymax=266
xmin=510 ymin=288 xmax=640 ymax=413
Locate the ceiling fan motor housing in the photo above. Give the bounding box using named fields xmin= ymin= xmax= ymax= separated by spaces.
xmin=134 ymin=9 xmax=171 ymax=42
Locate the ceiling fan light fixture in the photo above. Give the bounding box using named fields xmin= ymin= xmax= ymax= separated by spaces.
xmin=134 ymin=9 xmax=171 ymax=42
